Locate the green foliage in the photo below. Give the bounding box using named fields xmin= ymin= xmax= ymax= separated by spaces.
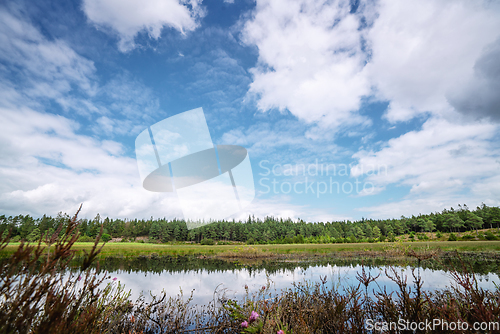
xmin=200 ymin=238 xmax=215 ymax=245
xmin=448 ymin=233 xmax=458 ymax=241
xmin=0 ymin=207 xmax=130 ymax=333
xmin=2 ymin=204 xmax=500 ymax=246
xmin=78 ymin=235 xmax=95 ymax=242
xmin=101 ymin=233 xmax=112 ymax=242
xmin=485 ymin=231 xmax=497 ymax=240
xmin=436 ymin=231 xmax=443 ymax=238
xmin=26 ymin=227 xmax=41 ymax=242
xmin=416 ymin=233 xmax=429 ymax=241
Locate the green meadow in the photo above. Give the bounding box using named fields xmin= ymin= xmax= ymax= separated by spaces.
xmin=3 ymin=240 xmax=500 ymax=258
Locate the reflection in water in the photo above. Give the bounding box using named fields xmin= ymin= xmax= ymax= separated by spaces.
xmin=77 ymin=256 xmax=500 ymax=306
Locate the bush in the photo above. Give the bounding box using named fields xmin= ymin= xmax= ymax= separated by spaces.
xmin=101 ymin=233 xmax=112 ymax=242
xmin=200 ymin=238 xmax=215 ymax=245
xmin=78 ymin=235 xmax=95 ymax=242
xmin=461 ymin=234 xmax=474 ymax=240
xmin=485 ymin=231 xmax=497 ymax=240
xmin=435 ymin=231 xmax=443 ymax=238
xmin=246 ymin=238 xmax=255 ymax=245
xmin=417 ymin=233 xmax=429 ymax=241
xmin=448 ymin=233 xmax=458 ymax=241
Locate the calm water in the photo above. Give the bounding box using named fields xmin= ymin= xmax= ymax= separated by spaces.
xmin=90 ymin=257 xmax=500 ymax=305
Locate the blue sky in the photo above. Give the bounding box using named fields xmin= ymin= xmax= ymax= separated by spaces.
xmin=1 ymin=0 xmax=499 ymax=221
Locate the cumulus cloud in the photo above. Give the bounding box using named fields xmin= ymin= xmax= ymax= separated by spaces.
xmin=447 ymin=38 xmax=500 ymax=122
xmin=230 ymin=195 xmax=351 ymax=223
xmin=239 ymin=0 xmax=500 ymax=217
xmin=351 ymin=117 xmax=500 ymax=217
xmin=0 ymin=7 xmax=173 ymax=218
xmin=242 ymin=0 xmax=500 ymax=127
xmin=0 ymin=106 xmax=184 ymax=218
xmin=241 ymin=0 xmax=371 ymax=129
xmin=220 ymin=119 xmax=340 ymax=160
xmin=0 ymin=8 xmax=96 ymax=108
xmin=365 ymin=0 xmax=500 ymax=122
xmin=82 ymin=0 xmax=205 ymax=52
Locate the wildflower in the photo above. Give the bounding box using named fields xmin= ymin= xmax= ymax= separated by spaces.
xmin=113 ymin=277 xmax=118 ymax=281
xmin=245 ymin=284 xmax=248 ymax=290
xmin=262 ymin=286 xmax=266 ymax=290
xmin=277 ymin=331 xmax=284 ymax=334
xmin=249 ymin=311 xmax=259 ymax=322
xmin=77 ymin=276 xmax=81 ymax=281
xmin=241 ymin=321 xmax=248 ymax=328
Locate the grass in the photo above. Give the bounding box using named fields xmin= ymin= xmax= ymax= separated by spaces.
xmin=2 ymin=240 xmax=500 ymax=259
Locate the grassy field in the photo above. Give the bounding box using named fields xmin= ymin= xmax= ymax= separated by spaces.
xmin=2 ymin=240 xmax=500 ymax=258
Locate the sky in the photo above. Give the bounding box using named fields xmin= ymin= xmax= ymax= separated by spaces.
xmin=0 ymin=0 xmax=499 ymax=222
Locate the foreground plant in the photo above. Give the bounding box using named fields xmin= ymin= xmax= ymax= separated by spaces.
xmin=0 ymin=205 xmax=130 ymax=333
xmin=2 ymin=209 xmax=500 ymax=333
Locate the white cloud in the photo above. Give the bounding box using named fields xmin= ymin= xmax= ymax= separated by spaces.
xmin=447 ymin=37 xmax=500 ymax=122
xmin=0 ymin=105 xmax=184 ymax=219
xmin=0 ymin=9 xmax=96 ymax=108
xmin=220 ymin=119 xmax=340 ymax=160
xmin=82 ymin=0 xmax=205 ymax=52
xmin=352 ymin=117 xmax=500 ymax=217
xmin=242 ymin=0 xmax=500 ymax=127
xmin=230 ymin=195 xmax=351 ymax=223
xmin=366 ymin=0 xmax=500 ymax=122
xmin=241 ymin=0 xmax=370 ymax=129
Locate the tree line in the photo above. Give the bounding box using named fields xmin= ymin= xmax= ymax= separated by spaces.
xmin=1 ymin=204 xmax=500 ymax=244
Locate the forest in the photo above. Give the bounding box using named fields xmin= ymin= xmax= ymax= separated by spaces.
xmin=1 ymin=204 xmax=500 ymax=244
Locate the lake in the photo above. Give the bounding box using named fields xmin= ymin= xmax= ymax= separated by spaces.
xmin=87 ymin=255 xmax=500 ymax=306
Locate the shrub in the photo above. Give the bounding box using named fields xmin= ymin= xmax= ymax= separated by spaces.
xmin=435 ymin=231 xmax=443 ymax=238
xmin=485 ymin=231 xmax=497 ymax=240
xmin=417 ymin=233 xmax=429 ymax=241
xmin=461 ymin=234 xmax=474 ymax=241
xmin=448 ymin=233 xmax=458 ymax=241
xmin=200 ymin=238 xmax=215 ymax=245
xmin=78 ymin=235 xmax=95 ymax=242
xmin=101 ymin=233 xmax=112 ymax=242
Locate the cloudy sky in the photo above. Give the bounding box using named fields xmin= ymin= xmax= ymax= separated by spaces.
xmin=1 ymin=0 xmax=499 ymax=221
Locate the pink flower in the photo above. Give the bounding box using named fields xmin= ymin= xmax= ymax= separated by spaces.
xmin=249 ymin=311 xmax=259 ymax=322
xmin=77 ymin=276 xmax=82 ymax=281
xmin=113 ymin=277 xmax=118 ymax=281
xmin=277 ymin=331 xmax=285 ymax=334
xmin=241 ymin=321 xmax=248 ymax=328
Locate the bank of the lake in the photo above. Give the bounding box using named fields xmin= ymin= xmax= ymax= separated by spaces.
xmin=3 ymin=240 xmax=500 ymax=259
